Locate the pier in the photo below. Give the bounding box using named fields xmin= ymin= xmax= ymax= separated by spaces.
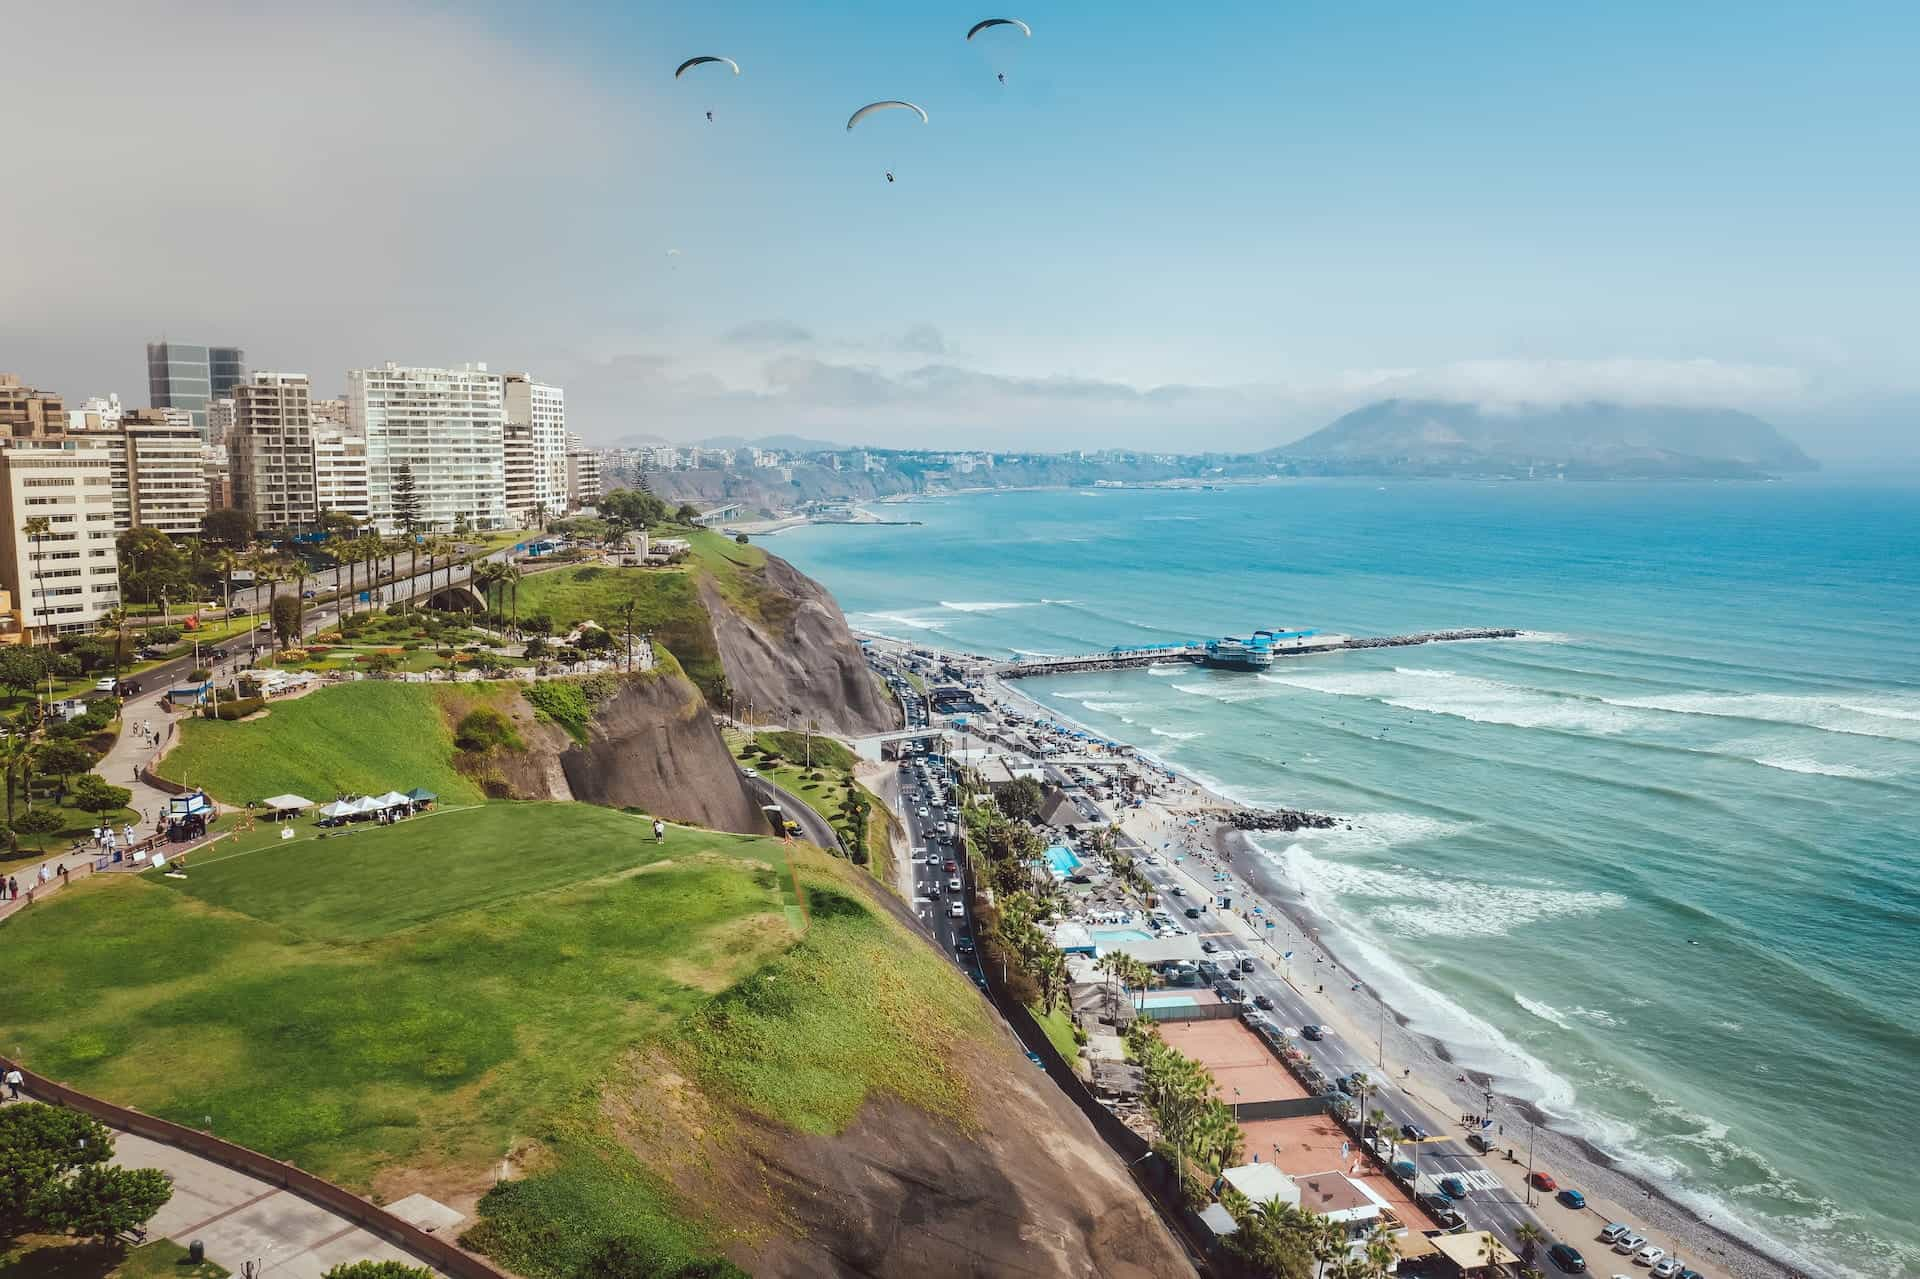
xmin=992 ymin=628 xmax=1521 ymax=679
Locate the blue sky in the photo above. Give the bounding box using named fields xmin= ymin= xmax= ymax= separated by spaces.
xmin=4 ymin=0 xmax=1916 ymax=454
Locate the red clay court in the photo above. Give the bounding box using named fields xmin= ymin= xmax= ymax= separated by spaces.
xmin=1158 ymin=1019 xmax=1309 ymax=1104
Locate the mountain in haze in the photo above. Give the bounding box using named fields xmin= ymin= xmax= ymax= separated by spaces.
xmin=699 ymin=431 xmax=850 ymax=453
xmin=1275 ymin=400 xmax=1818 ymax=478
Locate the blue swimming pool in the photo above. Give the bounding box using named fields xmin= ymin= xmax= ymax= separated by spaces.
xmin=1043 ymin=845 xmax=1082 ymax=876
xmin=1090 ymin=926 xmax=1155 ymax=945
xmin=1142 ymin=993 xmax=1199 ymax=1007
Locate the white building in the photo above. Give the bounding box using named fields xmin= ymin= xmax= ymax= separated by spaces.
xmin=0 ymin=439 xmax=122 ymax=639
xmin=121 ymin=409 xmax=211 ymax=535
xmin=502 ymin=373 xmax=567 ymax=527
xmin=67 ymin=393 xmax=124 ymax=434
xmin=350 ymin=362 xmax=506 ymax=532
xmin=231 ymin=372 xmax=318 ymax=530
xmin=565 ymin=431 xmax=601 ymax=511
xmin=205 ymin=397 xmax=236 ymax=447
xmin=312 ymin=425 xmax=370 ymax=524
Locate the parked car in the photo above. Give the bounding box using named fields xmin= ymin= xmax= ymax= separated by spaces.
xmin=1253 ymin=993 xmax=1275 ymax=1011
xmin=1634 ymin=1247 xmax=1665 ymax=1268
xmin=1530 ymin=1170 xmax=1559 ymax=1192
xmin=1598 ymin=1224 xmax=1630 ymax=1246
xmin=1300 ymin=1024 xmax=1325 ymax=1040
xmin=1437 ymin=1176 xmax=1468 ymax=1200
xmin=1548 ymin=1244 xmax=1588 ymax=1274
xmin=1559 ymin=1188 xmax=1588 ymax=1210
xmin=1613 ymin=1234 xmax=1646 ymax=1256
xmin=1467 ymin=1132 xmax=1495 ymax=1153
xmin=1649 ymin=1259 xmax=1683 ymax=1279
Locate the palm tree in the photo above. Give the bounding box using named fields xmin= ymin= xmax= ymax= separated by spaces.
xmin=0 ymin=731 xmax=33 ymax=825
xmin=504 ymin=561 xmax=524 ymax=635
xmin=1514 ymin=1221 xmax=1546 ymax=1263
xmin=21 ymin=516 xmax=51 ymax=643
xmin=403 ymin=530 xmax=420 ymax=613
xmin=97 ymin=607 xmax=130 ymax=679
xmin=1311 ymin=1216 xmax=1348 ymax=1279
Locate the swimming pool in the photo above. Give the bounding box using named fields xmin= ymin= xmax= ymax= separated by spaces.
xmin=1090 ymin=926 xmax=1155 ymax=945
xmin=1043 ymin=845 xmax=1082 ymax=876
xmin=1141 ymin=993 xmax=1199 ymax=1008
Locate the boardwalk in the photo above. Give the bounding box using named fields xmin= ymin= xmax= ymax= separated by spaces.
xmin=994 ymin=628 xmax=1521 ymax=678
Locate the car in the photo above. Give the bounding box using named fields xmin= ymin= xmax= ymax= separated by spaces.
xmin=1200 ymin=939 xmax=1219 ymax=953
xmin=741 ymin=767 xmax=757 ymax=778
xmin=1559 ymin=1188 xmax=1588 ymax=1210
xmin=1253 ymin=993 xmax=1275 ymax=1011
xmin=93 ymin=676 xmax=118 ymax=693
xmin=1598 ymin=1225 xmax=1630 ymax=1245
xmin=1467 ymin=1132 xmax=1495 ymax=1153
xmin=1024 ymin=1050 xmax=1045 ymax=1068
xmin=955 ymin=939 xmax=975 ymax=956
xmin=947 ymin=877 xmax=962 ymax=891
xmin=1633 ymin=1247 xmax=1665 ymax=1268
xmin=1649 ymin=1260 xmax=1683 ymax=1279
xmin=949 ymin=902 xmax=964 ymax=918
xmin=115 ymin=680 xmax=143 ymax=696
xmin=1393 ymin=1159 xmax=1418 ymax=1180
xmin=1419 ymin=1198 xmax=1465 ymax=1231
xmin=1613 ymin=1234 xmax=1646 ymax=1256
xmin=1530 ymin=1171 xmax=1558 ymax=1192
xmin=917 ymin=806 xmax=929 ymax=818
xmin=1168 ymin=886 xmax=1184 ymax=896
xmin=1400 ymin=1124 xmax=1429 ymax=1142
xmin=136 ymin=646 xmax=169 ymax=660
xmin=1548 ymin=1244 xmax=1588 ymax=1274
xmin=1437 ymin=1176 xmax=1468 ymax=1200
xmin=1183 ymin=906 xmax=1201 ymax=918
xmin=1300 ymin=1024 xmax=1325 ymax=1040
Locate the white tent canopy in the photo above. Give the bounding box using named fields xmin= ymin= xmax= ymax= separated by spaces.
xmin=318 ymin=800 xmax=357 ymax=818
xmin=349 ymin=796 xmax=385 ymax=815
xmin=372 ymin=791 xmax=411 ymax=808
xmin=261 ymin=794 xmax=314 ymax=811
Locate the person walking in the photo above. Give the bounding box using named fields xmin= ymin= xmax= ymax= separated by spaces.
xmin=4 ymin=876 xmax=13 ymax=900
xmin=652 ymin=817 xmax=665 ymax=844
xmin=4 ymin=1066 xmax=23 ymax=1099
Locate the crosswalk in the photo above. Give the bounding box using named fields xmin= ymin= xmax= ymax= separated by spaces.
xmin=1412 ymin=1168 xmax=1506 ymax=1196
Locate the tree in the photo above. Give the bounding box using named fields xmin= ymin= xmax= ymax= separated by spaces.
xmin=46 ymin=1164 xmax=173 ymax=1244
xmin=734 ymin=532 xmax=748 ymax=545
xmin=201 ymin=507 xmax=256 ymax=546
xmin=116 ymin=528 xmax=189 ymax=605
xmin=71 ymin=773 xmax=133 ymax=816
xmin=392 ymin=463 xmax=424 ymax=533
xmin=321 ymin=1264 xmax=435 ymax=1279
xmin=0 ymin=732 xmax=36 ymax=824
xmin=1514 ymin=1221 xmax=1546 ymax=1263
xmin=0 ymin=1103 xmax=113 ymax=1233
xmin=996 ymin=776 xmax=1046 ymax=823
xmin=22 ymin=515 xmax=52 ymax=643
xmin=674 ymin=502 xmax=701 ymax=524
xmin=97 ymin=607 xmax=131 ymax=677
xmin=271 ymin=593 xmax=303 ymax=647
xmin=0 ymin=644 xmax=47 ymax=700
xmin=599 ymin=487 xmax=669 ymax=527
xmin=35 ymin=739 xmax=96 ymax=801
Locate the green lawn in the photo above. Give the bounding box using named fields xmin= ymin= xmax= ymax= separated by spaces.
xmin=2 ymin=794 xmax=142 ymax=870
xmin=730 ymin=731 xmax=897 ymax=884
xmin=0 ymin=1239 xmax=227 ymax=1279
xmin=154 ymin=681 xmax=484 ymax=806
xmin=511 ymin=564 xmax=724 ymax=697
xmin=1030 ymin=1003 xmax=1080 ymax=1062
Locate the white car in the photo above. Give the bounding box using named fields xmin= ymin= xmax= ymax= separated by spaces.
xmin=1613 ymin=1235 xmax=1645 ymax=1256
xmin=93 ymin=676 xmax=118 ymax=693
xmin=1634 ymin=1247 xmax=1665 ymax=1268
xmin=947 ymin=877 xmax=962 ymax=891
xmin=1650 ymin=1259 xmax=1683 ymax=1279
xmin=1598 ymin=1226 xmax=1630 ymax=1246
xmin=949 ymin=902 xmax=964 ymax=918
xmin=917 ymin=806 xmax=929 ymax=818
xmin=741 ymin=767 xmax=757 ymax=778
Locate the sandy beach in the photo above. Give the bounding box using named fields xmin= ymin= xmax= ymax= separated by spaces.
xmin=930 ymin=644 xmax=1804 ymax=1279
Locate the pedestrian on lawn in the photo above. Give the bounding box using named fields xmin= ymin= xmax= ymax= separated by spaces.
xmin=653 ymin=818 xmax=665 ymax=844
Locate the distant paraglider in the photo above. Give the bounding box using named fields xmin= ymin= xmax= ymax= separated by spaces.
xmin=967 ymin=17 xmax=1031 ymax=83
xmin=675 ymin=55 xmax=740 ymax=121
xmin=847 ymin=101 xmax=928 ymax=184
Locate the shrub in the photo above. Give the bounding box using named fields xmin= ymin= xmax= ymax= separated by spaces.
xmin=14 ymin=808 xmax=65 ymax=835
xmin=277 ymin=648 xmax=309 ymax=663
xmin=187 ymin=667 xmax=211 ymax=682
xmin=436 ymin=649 xmax=456 ymax=660
xmin=140 ymin=626 xmax=182 ymax=646
xmin=205 ymin=696 xmax=265 ymax=722
xmin=454 ymin=707 xmax=520 ymax=752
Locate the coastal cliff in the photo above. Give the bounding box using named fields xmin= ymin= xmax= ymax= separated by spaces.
xmin=699 ymin=549 xmax=898 ymax=738
xmin=554 ymin=674 xmax=766 ymax=833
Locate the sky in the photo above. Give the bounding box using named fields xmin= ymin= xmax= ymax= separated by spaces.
xmin=3 ymin=0 xmax=1917 ymax=458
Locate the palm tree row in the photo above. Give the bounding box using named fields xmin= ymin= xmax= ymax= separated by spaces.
xmin=1127 ymin=1017 xmax=1245 ymax=1194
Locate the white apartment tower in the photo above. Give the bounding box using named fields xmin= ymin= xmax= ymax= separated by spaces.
xmin=231 ymin=372 xmax=319 ymax=530
xmin=120 ymin=409 xmax=211 ymax=535
xmin=502 ymin=372 xmax=567 ymax=526
xmin=312 ymin=425 xmax=371 ymax=524
xmin=565 ymin=430 xmax=602 ymax=511
xmin=350 ymin=362 xmax=506 ymax=532
xmin=0 ymin=440 xmax=122 ymax=639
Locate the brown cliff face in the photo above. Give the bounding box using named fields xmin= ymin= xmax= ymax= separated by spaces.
xmin=555 ymin=675 xmax=766 ymax=834
xmin=700 ymin=551 xmax=899 ymax=738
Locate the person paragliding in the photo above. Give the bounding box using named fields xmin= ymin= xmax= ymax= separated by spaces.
xmin=967 ymin=18 xmax=1031 ymax=82
xmin=998 ymin=72 xmax=1006 ymax=84
xmin=847 ymin=100 xmax=928 ymax=182
xmin=885 ymin=171 xmax=895 ymax=183
xmin=674 ymin=55 xmax=740 ymax=121
xmin=706 ymin=110 xmax=714 ymax=122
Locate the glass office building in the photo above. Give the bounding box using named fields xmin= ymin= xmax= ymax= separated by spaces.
xmin=147 ymin=341 xmax=245 ymax=436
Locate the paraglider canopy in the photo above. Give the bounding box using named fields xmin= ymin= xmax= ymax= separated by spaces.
xmin=847 ymin=100 xmax=929 ymax=131
xmin=674 ymin=55 xmax=740 ymax=78
xmin=966 ymin=17 xmax=1032 ymax=40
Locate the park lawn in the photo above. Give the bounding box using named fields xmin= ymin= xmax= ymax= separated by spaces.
xmin=730 ymin=730 xmax=896 ymax=884
xmin=512 ymin=564 xmax=724 ymax=695
xmin=0 ymin=1238 xmax=229 ymax=1279
xmin=154 ymin=680 xmax=484 ymax=806
xmin=166 ymin=802 xmax=780 ymax=941
xmin=2 ymin=794 xmax=143 ymax=869
xmin=0 ymin=803 xmax=801 ymax=1195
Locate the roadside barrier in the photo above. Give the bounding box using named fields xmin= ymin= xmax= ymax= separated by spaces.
xmin=0 ymin=1055 xmax=511 ymax=1279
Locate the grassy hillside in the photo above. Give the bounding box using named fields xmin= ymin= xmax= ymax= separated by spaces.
xmin=730 ymin=729 xmax=898 ymax=883
xmin=513 ymin=563 xmax=725 ymax=697
xmin=155 ymin=680 xmax=487 ymax=806
xmin=0 ymin=808 xmax=991 ymax=1278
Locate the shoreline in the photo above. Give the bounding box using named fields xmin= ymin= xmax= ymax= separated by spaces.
xmin=862 ymin=629 xmax=1810 ymax=1279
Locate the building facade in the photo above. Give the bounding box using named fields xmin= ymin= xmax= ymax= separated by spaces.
xmin=121 ymin=409 xmax=211 ymax=535
xmin=502 ymin=373 xmax=568 ymax=526
xmin=312 ymin=425 xmax=370 ymax=524
xmin=349 ymin=362 xmax=506 ymax=532
xmin=0 ymin=374 xmax=66 ymax=439
xmin=565 ymin=431 xmax=601 ymax=511
xmin=0 ymin=439 xmax=122 ymax=639
xmin=146 ymin=341 xmax=246 ymax=437
xmin=231 ymin=372 xmax=318 ymax=529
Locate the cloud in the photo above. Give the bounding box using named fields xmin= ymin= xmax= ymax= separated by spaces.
xmin=897 ymin=324 xmax=948 ymax=355
xmin=722 ymin=321 xmax=816 ymax=348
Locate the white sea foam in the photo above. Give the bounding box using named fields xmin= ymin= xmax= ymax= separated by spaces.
xmin=1569 ymin=1005 xmax=1621 ymax=1028
xmin=1039 ymin=598 xmax=1078 ymax=605
xmin=1258 ymin=666 xmax=1644 ymax=734
xmin=938 ymin=600 xmax=1030 ymax=613
xmin=852 ymin=610 xmax=950 ymax=635
xmin=1080 ymin=700 xmax=1142 ymax=714
xmin=1515 ymin=994 xmax=1574 ymax=1030
xmin=1610 ymin=690 xmax=1920 ymax=743
xmin=1146 ymin=664 xmax=1183 ymax=677
xmin=1751 ymin=755 xmax=1882 ymax=779
xmin=1008 ymin=647 xmax=1059 ymax=658
xmin=1149 ymin=727 xmax=1205 ymax=741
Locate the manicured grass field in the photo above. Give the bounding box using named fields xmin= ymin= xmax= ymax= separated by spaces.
xmin=154 ymin=680 xmax=485 ymax=806
xmin=0 ymin=803 xmax=798 ymax=1193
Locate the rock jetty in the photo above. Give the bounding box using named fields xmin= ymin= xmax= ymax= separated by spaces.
xmin=1229 ymin=808 xmax=1339 ymax=833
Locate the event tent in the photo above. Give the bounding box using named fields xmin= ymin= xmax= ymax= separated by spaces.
xmin=317 ymin=800 xmax=357 ymax=819
xmin=372 ymin=791 xmax=411 ymax=809
xmin=261 ymin=794 xmax=313 ymax=812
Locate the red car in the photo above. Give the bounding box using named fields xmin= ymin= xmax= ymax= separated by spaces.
xmin=1529 ymin=1171 xmax=1558 ymax=1192
xmin=944 ymin=860 xmax=958 ymax=873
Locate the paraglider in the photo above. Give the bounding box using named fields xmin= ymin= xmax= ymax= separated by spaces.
xmin=886 ymin=171 xmax=895 ymax=183
xmin=968 ymin=17 xmax=1031 ymax=82
xmin=674 ymin=55 xmax=739 ymax=121
xmin=965 ymin=17 xmax=1032 ymax=41
xmin=998 ymin=72 xmax=1006 ymax=84
xmin=846 ymin=101 xmax=927 ymax=184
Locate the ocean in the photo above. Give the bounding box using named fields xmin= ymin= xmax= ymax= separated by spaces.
xmin=772 ymin=479 xmax=1920 ymax=1279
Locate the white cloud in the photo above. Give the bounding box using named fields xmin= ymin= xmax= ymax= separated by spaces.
xmin=1368 ymin=358 xmax=1811 ymax=410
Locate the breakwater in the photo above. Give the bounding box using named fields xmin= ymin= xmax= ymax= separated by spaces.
xmin=993 ymin=628 xmax=1519 ymax=679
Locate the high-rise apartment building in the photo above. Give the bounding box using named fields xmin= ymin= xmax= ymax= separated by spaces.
xmin=565 ymin=431 xmax=602 ymax=511
xmin=67 ymin=393 xmax=125 ymax=434
xmin=231 ymin=372 xmax=318 ymax=529
xmin=311 ymin=397 xmax=348 ymax=425
xmin=0 ymin=439 xmax=122 ymax=639
xmin=349 ymin=362 xmax=506 ymax=532
xmin=312 ymin=425 xmax=370 ymax=524
xmin=120 ymin=409 xmax=211 ymax=536
xmin=502 ymin=373 xmax=568 ymax=526
xmin=0 ymin=374 xmax=66 ymax=439
xmin=147 ymin=341 xmax=246 ymax=436
xmin=206 ymin=397 xmax=236 ymax=447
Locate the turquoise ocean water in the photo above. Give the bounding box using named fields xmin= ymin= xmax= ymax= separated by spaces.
xmin=773 ymin=480 xmax=1920 ymax=1278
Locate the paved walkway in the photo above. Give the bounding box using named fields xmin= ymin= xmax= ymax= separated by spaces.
xmin=1 ymin=1094 xmax=444 ymax=1279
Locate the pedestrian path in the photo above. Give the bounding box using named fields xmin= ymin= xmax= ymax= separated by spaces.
xmin=0 ymin=1093 xmax=445 ymax=1279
